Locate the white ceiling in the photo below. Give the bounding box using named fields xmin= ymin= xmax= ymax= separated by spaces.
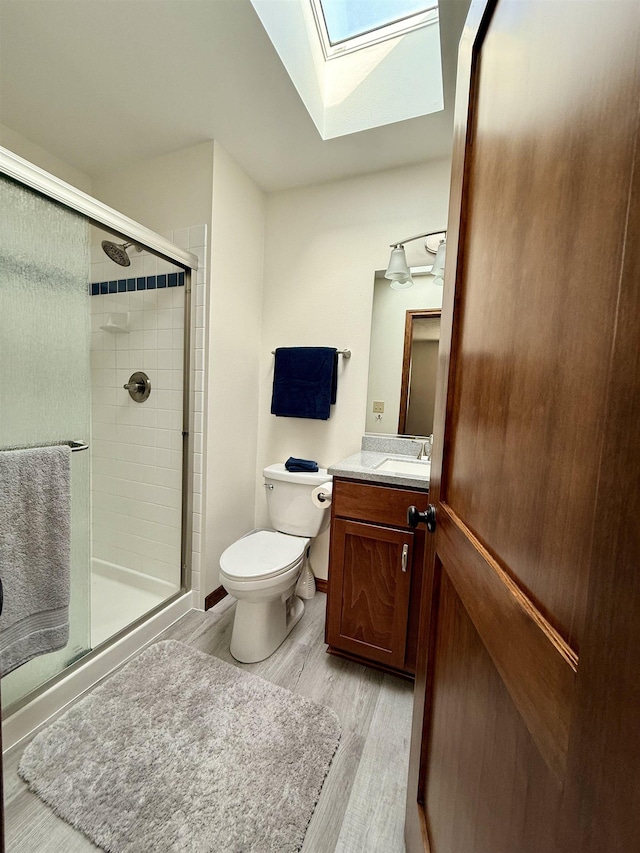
xmin=0 ymin=0 xmax=470 ymax=192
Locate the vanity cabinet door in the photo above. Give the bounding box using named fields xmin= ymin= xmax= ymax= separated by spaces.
xmin=326 ymin=519 xmax=413 ymax=670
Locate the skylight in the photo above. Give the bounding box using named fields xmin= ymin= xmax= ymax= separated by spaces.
xmin=250 ymin=0 xmax=443 ymax=139
xmin=319 ymin=0 xmax=435 ymax=44
xmin=312 ymin=0 xmax=438 ymax=57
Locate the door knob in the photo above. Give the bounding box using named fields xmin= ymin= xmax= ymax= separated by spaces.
xmin=407 ymin=504 xmax=437 ymax=533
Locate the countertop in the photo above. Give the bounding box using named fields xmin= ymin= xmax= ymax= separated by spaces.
xmin=328 ymin=449 xmax=430 ymax=490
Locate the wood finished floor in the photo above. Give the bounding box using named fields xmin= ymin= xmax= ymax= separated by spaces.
xmin=3 ymin=592 xmax=413 ymax=852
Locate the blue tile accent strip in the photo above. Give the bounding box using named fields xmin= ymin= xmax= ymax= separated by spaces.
xmin=90 ymin=273 xmax=185 ymax=295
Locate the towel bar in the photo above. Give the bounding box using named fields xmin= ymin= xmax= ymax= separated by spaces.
xmin=271 ymin=348 xmax=351 ymax=358
xmin=0 ymin=440 xmax=89 ymax=453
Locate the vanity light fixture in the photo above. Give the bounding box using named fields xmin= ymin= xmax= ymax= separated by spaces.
xmin=430 ymin=237 xmax=446 ymax=287
xmin=385 ymin=245 xmax=415 ymax=290
xmin=384 ymin=230 xmax=447 ymax=289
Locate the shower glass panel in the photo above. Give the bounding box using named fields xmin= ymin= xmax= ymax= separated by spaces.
xmin=88 ymin=227 xmax=184 ymax=647
xmin=0 ymin=175 xmax=92 ymax=709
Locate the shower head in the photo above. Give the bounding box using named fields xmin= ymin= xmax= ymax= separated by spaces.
xmin=101 ymin=240 xmax=138 ymax=267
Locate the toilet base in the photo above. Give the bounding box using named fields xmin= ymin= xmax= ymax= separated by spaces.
xmin=230 ymin=594 xmax=305 ymax=664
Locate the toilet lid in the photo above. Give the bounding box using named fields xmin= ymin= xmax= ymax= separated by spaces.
xmin=220 ymin=530 xmax=309 ymax=581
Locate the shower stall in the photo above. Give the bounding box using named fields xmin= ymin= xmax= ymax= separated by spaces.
xmin=0 ymin=147 xmax=199 ymax=721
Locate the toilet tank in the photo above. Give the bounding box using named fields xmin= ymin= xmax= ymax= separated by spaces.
xmin=263 ymin=463 xmax=332 ymax=537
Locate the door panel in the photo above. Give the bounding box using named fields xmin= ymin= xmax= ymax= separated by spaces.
xmin=405 ymin=1 xmax=640 ymax=851
xmin=438 ymin=503 xmax=576 ymax=781
xmin=426 ymin=573 xmax=561 ymax=853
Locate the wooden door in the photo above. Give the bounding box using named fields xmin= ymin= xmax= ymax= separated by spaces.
xmin=405 ymin=2 xmax=640 ymax=851
xmin=327 ymin=519 xmax=413 ymax=669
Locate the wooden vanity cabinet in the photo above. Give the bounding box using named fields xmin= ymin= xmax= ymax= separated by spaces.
xmin=325 ymin=477 xmax=429 ymax=678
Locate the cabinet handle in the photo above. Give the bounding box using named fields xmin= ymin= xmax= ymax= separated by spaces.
xmin=401 ymin=543 xmax=409 ymax=572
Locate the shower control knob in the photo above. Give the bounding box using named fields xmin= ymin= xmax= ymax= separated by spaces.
xmin=123 ymin=371 xmax=151 ymax=403
xmin=407 ymin=504 xmax=437 ymax=533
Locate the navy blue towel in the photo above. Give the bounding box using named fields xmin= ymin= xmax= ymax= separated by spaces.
xmin=285 ymin=457 xmax=319 ymax=472
xmin=271 ymin=347 xmax=338 ymax=420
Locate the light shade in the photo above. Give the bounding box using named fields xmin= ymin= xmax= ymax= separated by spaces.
xmin=390 ymin=276 xmax=415 ymax=290
xmin=385 ymin=245 xmax=414 ymax=289
xmin=431 ymin=239 xmax=446 ymax=278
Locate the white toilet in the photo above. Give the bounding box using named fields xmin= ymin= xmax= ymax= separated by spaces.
xmin=219 ymin=463 xmax=332 ymax=663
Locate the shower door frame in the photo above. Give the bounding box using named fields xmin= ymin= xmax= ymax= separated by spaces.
xmin=0 ymin=145 xmax=199 ymax=690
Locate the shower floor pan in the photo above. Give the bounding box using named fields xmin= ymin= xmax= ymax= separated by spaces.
xmin=91 ymin=559 xmax=180 ymax=647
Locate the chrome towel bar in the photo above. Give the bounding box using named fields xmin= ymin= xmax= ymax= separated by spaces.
xmin=0 ymin=440 xmax=89 ymax=453
xmin=271 ymin=348 xmax=351 ymax=358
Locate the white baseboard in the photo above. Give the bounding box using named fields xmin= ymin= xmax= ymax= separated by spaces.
xmin=2 ymin=591 xmax=194 ymax=752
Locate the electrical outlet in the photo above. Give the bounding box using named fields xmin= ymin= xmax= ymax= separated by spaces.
xmin=373 ymin=401 xmax=385 ymax=413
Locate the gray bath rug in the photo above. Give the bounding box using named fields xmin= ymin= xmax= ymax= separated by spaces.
xmin=18 ymin=640 xmax=341 ymax=852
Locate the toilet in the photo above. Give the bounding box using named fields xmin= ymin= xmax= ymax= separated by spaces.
xmin=219 ymin=463 xmax=332 ymax=663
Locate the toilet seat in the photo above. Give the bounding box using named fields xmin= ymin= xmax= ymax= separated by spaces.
xmin=220 ymin=530 xmax=310 ymax=582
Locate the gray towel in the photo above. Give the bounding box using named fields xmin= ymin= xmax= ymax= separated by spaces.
xmin=0 ymin=446 xmax=71 ymax=677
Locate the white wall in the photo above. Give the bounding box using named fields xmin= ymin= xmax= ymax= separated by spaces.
xmin=91 ymin=142 xmax=214 ymax=237
xmin=257 ymin=158 xmax=451 ymax=579
xmin=0 ymin=122 xmax=93 ymax=193
xmin=204 ymin=142 xmax=266 ymax=597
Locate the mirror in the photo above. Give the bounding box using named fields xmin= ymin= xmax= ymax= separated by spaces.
xmin=366 ymin=271 xmax=443 ymax=436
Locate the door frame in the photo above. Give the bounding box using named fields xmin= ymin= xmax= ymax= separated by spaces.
xmin=397 ymin=309 xmax=441 ymax=435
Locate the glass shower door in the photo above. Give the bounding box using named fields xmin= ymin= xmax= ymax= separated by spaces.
xmin=0 ymin=174 xmax=92 ymax=709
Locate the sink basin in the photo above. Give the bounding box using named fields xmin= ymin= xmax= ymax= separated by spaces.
xmin=375 ymin=458 xmax=431 ymax=477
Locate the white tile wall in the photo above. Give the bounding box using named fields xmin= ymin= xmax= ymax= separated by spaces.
xmin=90 ymin=225 xmax=207 ymax=598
